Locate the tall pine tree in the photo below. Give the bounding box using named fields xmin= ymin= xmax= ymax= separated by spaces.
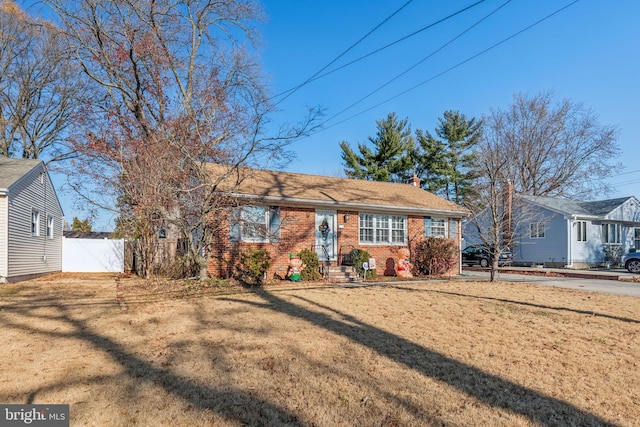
xmin=340 ymin=112 xmax=414 ymax=182
xmin=413 ymin=110 xmax=481 ymax=203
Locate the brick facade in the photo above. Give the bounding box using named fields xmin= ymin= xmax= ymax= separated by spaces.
xmin=207 ymin=206 xmax=461 ymax=281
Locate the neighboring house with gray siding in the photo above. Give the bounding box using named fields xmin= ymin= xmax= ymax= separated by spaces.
xmin=512 ymin=195 xmax=640 ymax=268
xmin=0 ymin=158 xmax=64 ymax=282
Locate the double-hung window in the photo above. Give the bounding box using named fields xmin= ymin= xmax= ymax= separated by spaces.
xmin=230 ymin=206 xmax=280 ymax=243
xmin=47 ymin=215 xmax=54 ymax=239
xmin=530 ymin=222 xmax=545 ymax=238
xmin=359 ymin=214 xmax=406 ymax=245
xmin=601 ymin=223 xmax=621 ymax=244
xmin=31 ymin=209 xmax=40 ymax=236
xmin=424 ymin=216 xmax=448 ymax=238
xmin=576 ymin=221 xmax=587 ymax=242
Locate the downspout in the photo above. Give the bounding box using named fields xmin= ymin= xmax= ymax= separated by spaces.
xmin=458 ymin=218 xmax=463 ymax=275
xmin=566 ymin=215 xmax=576 ymax=268
xmin=42 ymin=168 xmax=48 ymax=264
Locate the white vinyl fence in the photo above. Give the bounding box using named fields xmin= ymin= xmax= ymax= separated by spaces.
xmin=62 ymin=237 xmax=125 ymax=273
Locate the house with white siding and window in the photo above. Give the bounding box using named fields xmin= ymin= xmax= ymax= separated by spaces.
xmin=511 ymin=194 xmax=640 ymax=268
xmin=0 ymin=158 xmax=64 ymax=282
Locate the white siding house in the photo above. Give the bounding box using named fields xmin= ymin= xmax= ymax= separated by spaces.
xmin=0 ymin=158 xmax=64 ymax=282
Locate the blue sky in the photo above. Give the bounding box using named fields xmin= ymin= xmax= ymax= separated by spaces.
xmin=29 ymin=0 xmax=639 ymax=230
xmin=260 ymin=0 xmax=640 ymax=188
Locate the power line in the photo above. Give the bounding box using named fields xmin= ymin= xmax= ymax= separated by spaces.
xmin=272 ymin=0 xmax=415 ymax=105
xmin=610 ymin=168 xmax=640 ymax=178
xmin=321 ymin=0 xmax=513 ymax=127
xmin=313 ymin=0 xmax=580 ymax=135
xmin=273 ymin=0 xmax=487 ymax=101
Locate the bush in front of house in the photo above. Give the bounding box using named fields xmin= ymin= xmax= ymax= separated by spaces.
xmin=350 ymin=248 xmax=377 ymax=280
xmin=239 ymin=248 xmax=271 ymax=285
xmin=413 ymin=237 xmax=457 ymax=276
xmin=298 ymin=249 xmax=323 ymax=281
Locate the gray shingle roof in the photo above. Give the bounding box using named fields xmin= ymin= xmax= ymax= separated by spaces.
xmin=0 ymin=157 xmax=43 ymax=190
xmin=518 ymin=194 xmax=635 ymax=218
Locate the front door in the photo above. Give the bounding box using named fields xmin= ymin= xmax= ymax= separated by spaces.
xmin=315 ymin=210 xmax=337 ymax=262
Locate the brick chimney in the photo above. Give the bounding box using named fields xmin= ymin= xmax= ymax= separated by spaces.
xmin=409 ymin=174 xmax=420 ymax=187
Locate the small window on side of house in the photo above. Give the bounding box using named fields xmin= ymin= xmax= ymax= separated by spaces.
xmin=576 ymin=221 xmax=587 ymax=242
xmin=31 ymin=209 xmax=40 ymax=236
xmin=47 ymin=215 xmax=54 ymax=239
xmin=530 ymin=222 xmax=545 ymax=239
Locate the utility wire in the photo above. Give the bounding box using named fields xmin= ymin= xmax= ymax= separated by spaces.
xmin=321 ymin=0 xmax=513 ymax=127
xmin=273 ymin=0 xmax=487 ymax=101
xmin=273 ymin=0 xmax=415 ymax=105
xmin=314 ymin=0 xmax=580 ymax=134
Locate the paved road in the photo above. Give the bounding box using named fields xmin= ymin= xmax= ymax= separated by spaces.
xmin=460 ymin=269 xmax=640 ymax=297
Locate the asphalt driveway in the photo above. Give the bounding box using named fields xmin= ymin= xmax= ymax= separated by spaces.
xmin=461 ymin=269 xmax=640 ymax=297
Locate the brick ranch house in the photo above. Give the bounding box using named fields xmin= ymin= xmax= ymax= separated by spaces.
xmin=208 ymin=167 xmax=469 ymax=280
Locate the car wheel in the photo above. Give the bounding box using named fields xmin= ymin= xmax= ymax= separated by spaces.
xmin=626 ymin=259 xmax=640 ymax=273
xmin=480 ymin=258 xmax=489 ymax=268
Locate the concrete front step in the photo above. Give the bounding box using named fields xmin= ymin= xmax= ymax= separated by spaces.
xmin=325 ymin=265 xmax=359 ymax=283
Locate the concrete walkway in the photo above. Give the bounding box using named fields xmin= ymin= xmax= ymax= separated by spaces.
xmin=465 ymin=265 xmax=639 ymax=282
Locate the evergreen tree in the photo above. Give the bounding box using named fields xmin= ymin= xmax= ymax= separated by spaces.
xmin=413 ymin=110 xmax=481 ymax=203
xmin=340 ymin=112 xmax=414 ymax=182
xmin=71 ymin=217 xmax=92 ymax=232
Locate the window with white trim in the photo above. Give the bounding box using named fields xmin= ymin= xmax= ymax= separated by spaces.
xmin=530 ymin=222 xmax=545 ymax=238
xmin=47 ymin=215 xmax=54 ymax=239
xmin=601 ymin=223 xmax=621 ymax=244
xmin=359 ymin=214 xmax=406 ymax=244
xmin=424 ymin=216 xmax=448 ymax=238
xmin=230 ymin=206 xmax=280 ymax=243
xmin=31 ymin=209 xmax=40 ymax=236
xmin=576 ymin=221 xmax=587 ymax=242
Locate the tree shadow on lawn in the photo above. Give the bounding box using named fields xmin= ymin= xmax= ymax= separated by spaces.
xmin=388 ymin=285 xmax=640 ymax=324
xmin=225 ymin=288 xmax=619 ymax=427
xmin=0 ymin=295 xmax=304 ymax=426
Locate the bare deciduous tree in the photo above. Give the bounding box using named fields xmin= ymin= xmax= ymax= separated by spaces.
xmin=47 ymin=0 xmax=320 ymax=279
xmin=464 ymin=139 xmax=539 ymax=282
xmin=465 ymin=91 xmax=620 ymax=281
xmin=484 ymin=91 xmax=620 ymax=198
xmin=0 ymin=0 xmax=86 ymax=162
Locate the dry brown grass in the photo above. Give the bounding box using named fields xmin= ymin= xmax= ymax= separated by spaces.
xmin=1 ymin=273 xmax=639 ymax=426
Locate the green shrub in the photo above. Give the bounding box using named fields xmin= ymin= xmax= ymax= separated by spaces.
xmin=239 ymin=248 xmax=271 ymax=285
xmin=413 ymin=238 xmax=457 ymax=276
xmin=298 ymin=249 xmax=322 ymax=281
xmin=349 ymin=248 xmax=377 ymax=279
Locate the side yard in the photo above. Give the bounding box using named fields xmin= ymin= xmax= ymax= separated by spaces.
xmin=0 ymin=274 xmax=638 ymax=426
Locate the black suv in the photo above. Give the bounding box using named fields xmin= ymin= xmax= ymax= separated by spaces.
xmin=462 ymin=245 xmax=513 ymax=267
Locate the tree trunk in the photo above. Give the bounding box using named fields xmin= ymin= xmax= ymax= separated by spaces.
xmin=199 ymin=253 xmax=210 ymax=281
xmin=490 ymin=258 xmax=499 ymax=282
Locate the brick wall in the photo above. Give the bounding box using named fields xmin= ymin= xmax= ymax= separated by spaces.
xmin=207 ymin=207 xmax=461 ymax=280
xmin=208 ymin=206 xmax=317 ymax=280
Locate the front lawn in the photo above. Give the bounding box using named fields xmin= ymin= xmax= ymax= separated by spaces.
xmin=0 ymin=274 xmax=637 ymax=426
